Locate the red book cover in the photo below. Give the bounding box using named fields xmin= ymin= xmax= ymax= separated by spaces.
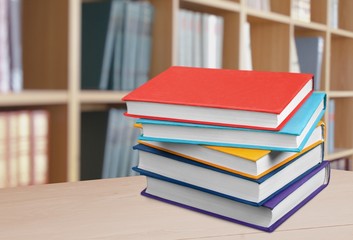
xmin=123 ymin=66 xmax=313 ymax=130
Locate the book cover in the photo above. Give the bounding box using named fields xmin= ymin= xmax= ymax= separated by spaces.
xmin=123 ymin=66 xmax=314 ymax=130
xmin=141 ymin=161 xmax=330 ymax=232
xmin=137 ymin=92 xmax=326 ymax=152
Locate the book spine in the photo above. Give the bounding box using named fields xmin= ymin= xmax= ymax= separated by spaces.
xmin=0 ymin=0 xmax=11 ymax=92
xmin=8 ymin=0 xmax=23 ymax=92
xmin=99 ymin=0 xmax=119 ymax=90
xmin=30 ymin=110 xmax=49 ymax=185
xmin=328 ymin=99 xmax=335 ymax=153
xmin=0 ymin=113 xmax=7 ymax=188
xmin=17 ymin=111 xmax=31 ymax=186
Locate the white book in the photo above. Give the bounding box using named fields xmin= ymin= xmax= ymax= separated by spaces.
xmin=192 ymin=12 xmax=202 ymax=67
xmin=0 ymin=0 xmax=11 ymax=92
xmin=290 ymin=37 xmax=300 ymax=73
xmin=215 ymin=15 xmax=224 ymax=68
xmin=18 ymin=111 xmax=30 ymax=186
xmin=177 ymin=9 xmax=187 ymax=66
xmin=292 ymin=0 xmax=311 ymax=22
xmin=30 ymin=110 xmax=49 ymax=185
xmin=330 ymin=0 xmax=339 ymax=29
xmin=9 ymin=0 xmax=23 ymax=92
xmin=202 ymin=14 xmax=218 ymax=68
xmin=241 ymin=21 xmax=253 ymax=70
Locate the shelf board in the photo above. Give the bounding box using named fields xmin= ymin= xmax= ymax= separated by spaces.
xmin=326 ymin=149 xmax=353 ymax=161
xmin=79 ymin=90 xmax=129 ymax=104
xmin=181 ymin=0 xmax=240 ymax=12
xmin=246 ymin=8 xmax=290 ymax=24
xmin=0 ymin=90 xmax=68 ymax=106
xmin=328 ymin=91 xmax=353 ymax=98
xmin=293 ymin=20 xmax=327 ymax=32
xmin=331 ymin=28 xmax=353 ymax=39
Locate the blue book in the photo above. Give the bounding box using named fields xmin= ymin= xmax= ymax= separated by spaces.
xmin=133 ymin=142 xmax=324 ymax=205
xmin=295 ymin=37 xmax=324 ymax=91
xmin=137 ymin=92 xmax=326 ymax=152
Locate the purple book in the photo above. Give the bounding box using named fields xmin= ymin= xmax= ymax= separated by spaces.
xmin=140 ymin=161 xmax=330 ymax=232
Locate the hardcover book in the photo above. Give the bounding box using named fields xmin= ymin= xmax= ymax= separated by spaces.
xmin=138 ymin=122 xmax=324 ymax=179
xmin=137 ymin=92 xmax=326 ymax=152
xmin=140 ymin=161 xmax=330 ymax=232
xmin=123 ymin=66 xmax=314 ymax=130
xmin=133 ymin=142 xmax=324 ymax=205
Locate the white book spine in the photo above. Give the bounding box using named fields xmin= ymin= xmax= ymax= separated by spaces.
xmin=193 ymin=12 xmax=202 ymax=67
xmin=0 ymin=0 xmax=11 ymax=92
xmin=241 ymin=22 xmax=253 ymax=70
xmin=9 ymin=0 xmax=23 ymax=92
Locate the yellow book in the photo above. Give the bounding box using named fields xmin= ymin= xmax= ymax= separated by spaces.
xmin=138 ymin=122 xmax=325 ymax=179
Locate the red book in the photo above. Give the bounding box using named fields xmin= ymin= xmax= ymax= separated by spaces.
xmin=123 ymin=66 xmax=313 ymax=130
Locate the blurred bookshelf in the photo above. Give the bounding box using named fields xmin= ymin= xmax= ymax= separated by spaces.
xmin=1 ymin=0 xmax=353 ymax=186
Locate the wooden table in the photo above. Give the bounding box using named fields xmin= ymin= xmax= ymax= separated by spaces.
xmin=0 ymin=170 xmax=353 ymax=239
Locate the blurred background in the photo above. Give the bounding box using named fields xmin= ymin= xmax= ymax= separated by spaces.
xmin=0 ymin=0 xmax=351 ymax=188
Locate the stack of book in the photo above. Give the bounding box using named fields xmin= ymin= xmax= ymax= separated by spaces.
xmin=123 ymin=66 xmax=329 ymax=232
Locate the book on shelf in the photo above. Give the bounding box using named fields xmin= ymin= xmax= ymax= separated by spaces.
xmin=141 ymin=161 xmax=330 ymax=232
xmin=241 ymin=21 xmax=253 ymax=70
xmin=18 ymin=111 xmax=30 ymax=186
xmin=30 ymin=110 xmax=49 ymax=185
xmin=81 ymin=110 xmax=110 ymax=180
xmin=135 ymin=1 xmax=154 ymax=88
xmin=8 ymin=112 xmax=19 ymax=187
xmin=328 ymin=98 xmax=335 ymax=153
xmin=121 ymin=1 xmax=140 ymax=91
xmin=81 ymin=0 xmax=154 ymax=91
xmin=123 ymin=66 xmax=314 ymax=130
xmin=134 ymin=142 xmax=324 ymax=205
xmin=246 ymin=0 xmax=271 ymax=12
xmin=8 ymin=0 xmax=23 ymax=92
xmin=81 ymin=109 xmax=139 ymax=180
xmin=81 ymin=0 xmax=111 ymax=90
xmin=0 ymin=113 xmax=6 ymax=188
xmin=178 ymin=10 xmax=223 ymax=68
xmin=137 ymin=122 xmax=324 ymax=179
xmin=0 ymin=0 xmax=11 ymax=92
xmin=136 ymin=92 xmax=326 ymax=152
xmin=101 ymin=109 xmax=140 ymax=178
xmin=99 ymin=0 xmax=121 ymax=90
xmin=292 ymin=0 xmax=311 ymax=22
xmin=330 ymin=0 xmax=339 ymax=29
xmin=0 ymin=110 xmax=49 ymax=188
xmin=295 ymin=36 xmax=324 ymax=91
xmin=290 ymin=37 xmax=300 ymax=73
